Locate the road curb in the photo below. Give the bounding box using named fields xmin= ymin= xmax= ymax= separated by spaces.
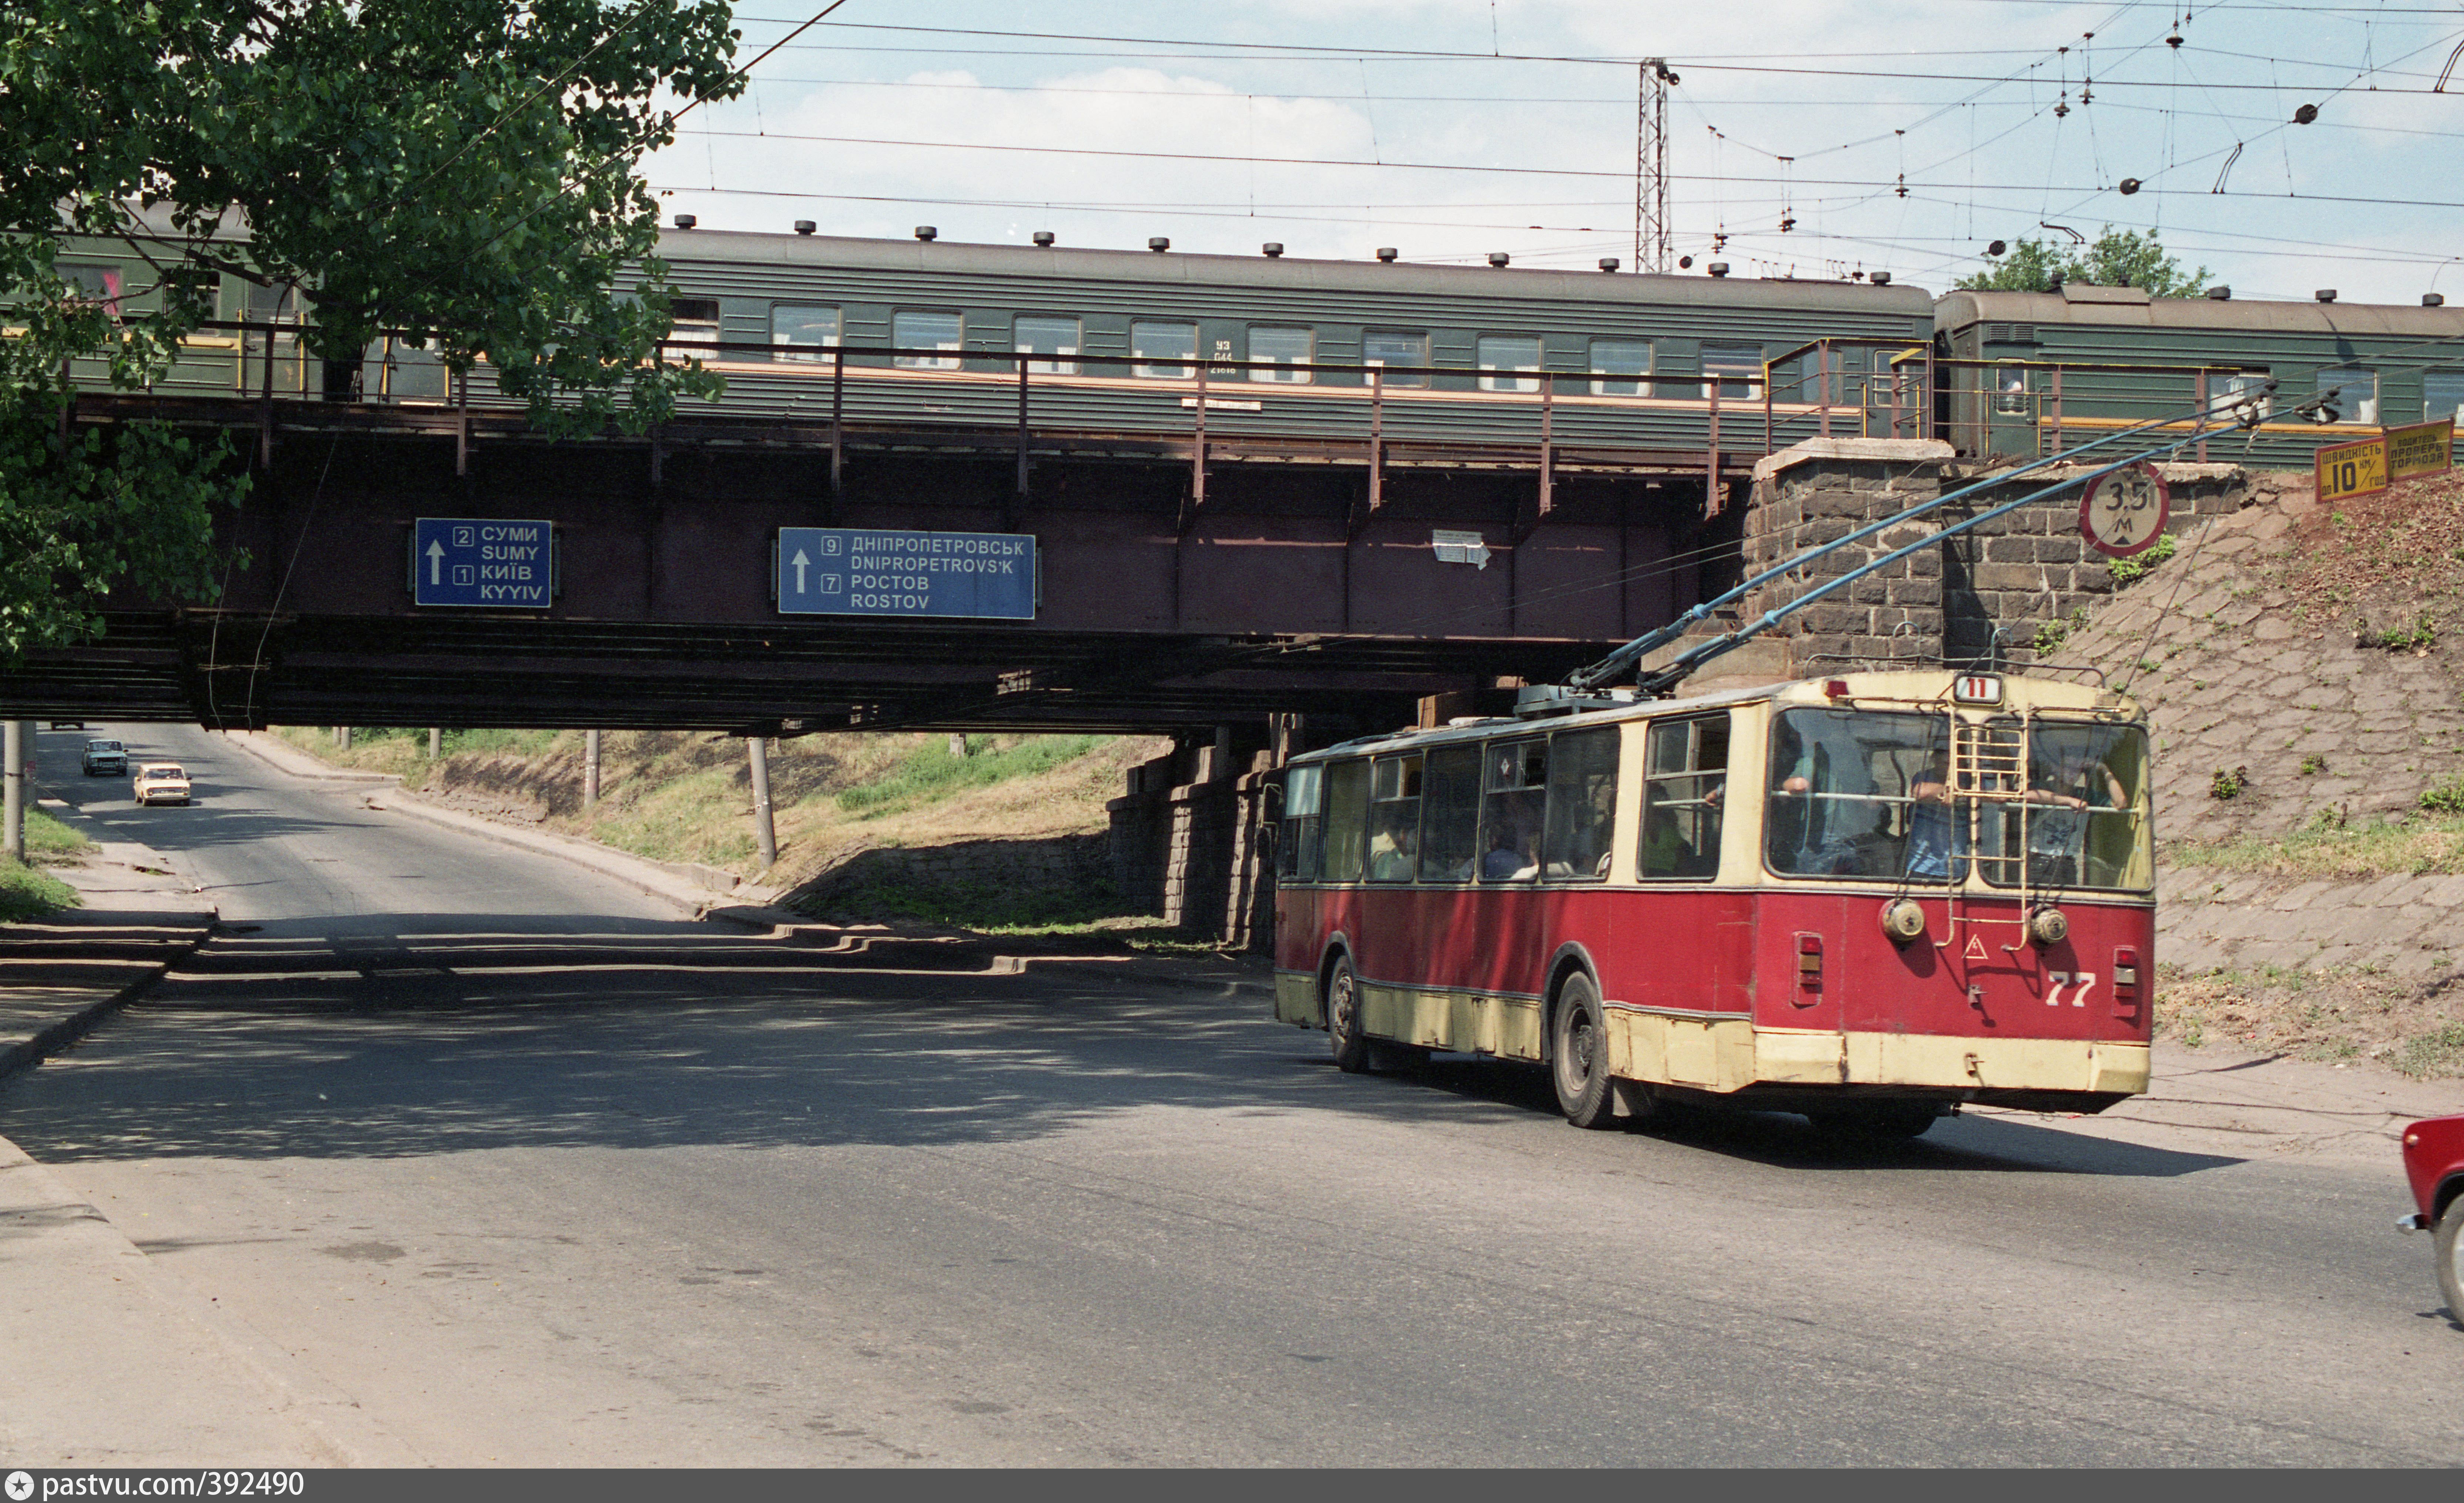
xmin=219 ymin=730 xmax=765 ymax=920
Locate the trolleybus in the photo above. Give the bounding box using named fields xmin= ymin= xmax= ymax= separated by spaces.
xmin=1272 ymin=668 xmax=2155 ymax=1137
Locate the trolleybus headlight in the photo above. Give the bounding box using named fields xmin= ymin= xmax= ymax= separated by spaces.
xmin=2026 ymin=906 xmax=2069 ymax=946
xmin=1880 ymin=898 xmax=1926 ymax=944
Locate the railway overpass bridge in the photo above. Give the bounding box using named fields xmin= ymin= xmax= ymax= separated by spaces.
xmin=0 ymin=386 xmax=1739 ymax=741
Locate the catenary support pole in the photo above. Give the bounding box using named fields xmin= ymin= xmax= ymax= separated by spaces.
xmin=3 ymin=721 xmax=25 ymax=861
xmin=747 ymin=735 xmax=776 ymax=868
xmin=584 ymin=729 xmax=600 ymax=807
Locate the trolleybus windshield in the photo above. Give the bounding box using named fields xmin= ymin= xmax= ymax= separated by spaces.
xmin=1975 ymin=719 xmax=2153 ymax=893
xmin=1766 ymin=708 xmax=1949 ymax=880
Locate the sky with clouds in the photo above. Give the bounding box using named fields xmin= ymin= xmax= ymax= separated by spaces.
xmin=645 ymin=0 xmax=2464 ymax=305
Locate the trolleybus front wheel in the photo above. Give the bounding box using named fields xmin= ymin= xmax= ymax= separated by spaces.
xmin=1550 ymin=973 xmax=1616 ymax=1129
xmin=1326 ymin=956 xmax=1371 ymax=1074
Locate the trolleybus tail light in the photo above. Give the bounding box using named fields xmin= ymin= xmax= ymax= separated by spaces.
xmin=1952 ymin=674 xmax=2003 ymax=705
xmin=1881 ymin=898 xmax=1926 ymax=943
xmin=1795 ymin=933 xmax=1824 ymax=995
xmin=2113 ymin=947 xmax=2140 ymax=1001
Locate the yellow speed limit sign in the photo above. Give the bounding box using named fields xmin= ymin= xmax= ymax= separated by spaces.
xmin=2316 ymin=434 xmax=2388 ymax=503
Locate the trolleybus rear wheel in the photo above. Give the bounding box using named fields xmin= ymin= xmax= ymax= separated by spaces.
xmin=1326 ymin=956 xmax=1370 ymax=1074
xmin=2436 ymin=1194 xmax=2464 ymax=1324
xmin=1807 ymin=1102 xmax=1941 ymax=1141
xmin=1550 ymin=972 xmax=1615 ymax=1129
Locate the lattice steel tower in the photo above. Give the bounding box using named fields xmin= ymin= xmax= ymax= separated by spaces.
xmin=1635 ymin=59 xmax=1676 ymax=274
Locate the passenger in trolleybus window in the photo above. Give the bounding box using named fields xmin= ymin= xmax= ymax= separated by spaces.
xmin=1766 ymin=709 xmax=1952 ymax=878
xmin=2018 ymin=728 xmax=2140 ymax=888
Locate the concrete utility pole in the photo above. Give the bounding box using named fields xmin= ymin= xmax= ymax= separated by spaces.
xmin=3 ymin=721 xmax=25 ymax=861
xmin=747 ymin=736 xmax=776 ymax=868
xmin=429 ymin=727 xmax=442 ymax=759
xmin=583 ymin=729 xmax=600 ymax=808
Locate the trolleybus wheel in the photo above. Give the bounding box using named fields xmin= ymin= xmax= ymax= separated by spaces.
xmin=1326 ymin=956 xmax=1370 ymax=1074
xmin=1807 ymin=1102 xmax=1941 ymax=1141
xmin=2436 ymin=1195 xmax=2464 ymax=1325
xmin=1550 ymin=972 xmax=1615 ymax=1129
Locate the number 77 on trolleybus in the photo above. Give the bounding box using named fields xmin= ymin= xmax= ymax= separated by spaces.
xmin=1270 ymin=670 xmax=2156 ymax=1140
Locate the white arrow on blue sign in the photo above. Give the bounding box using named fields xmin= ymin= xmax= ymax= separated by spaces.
xmin=412 ymin=518 xmax=555 ymax=608
xmin=775 ymin=527 xmax=1036 ymax=620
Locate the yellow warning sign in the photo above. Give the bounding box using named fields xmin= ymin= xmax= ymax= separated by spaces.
xmin=2388 ymin=417 xmax=2456 ymax=482
xmin=2316 ymin=435 xmax=2388 ymax=504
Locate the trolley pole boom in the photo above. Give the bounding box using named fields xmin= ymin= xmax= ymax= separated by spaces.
xmin=1565 ymin=384 xmax=2278 ymax=697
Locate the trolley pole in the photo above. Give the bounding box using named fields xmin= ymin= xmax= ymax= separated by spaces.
xmin=3 ymin=721 xmax=25 ymax=862
xmin=747 ymin=735 xmax=776 ymax=869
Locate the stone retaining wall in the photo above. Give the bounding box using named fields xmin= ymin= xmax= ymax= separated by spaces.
xmin=791 ymin=833 xmax=1109 ymax=915
xmin=2160 ymin=865 xmax=2464 ymax=979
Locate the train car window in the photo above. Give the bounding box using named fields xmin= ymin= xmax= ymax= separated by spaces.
xmin=1640 ymin=717 xmax=1727 ymax=879
xmin=1364 ymin=329 xmax=1430 ymax=389
xmin=892 ymin=310 xmax=962 ymax=369
xmin=2427 ymin=372 xmax=2464 ymax=423
xmin=1477 ymin=336 xmax=1540 ymax=393
xmin=1417 ymin=744 xmax=1482 ymax=883
xmin=772 ymin=305 xmax=840 ymax=362
xmin=1367 ymin=754 xmax=1424 ymax=881
xmin=1993 ymin=364 xmax=2031 ymax=416
xmin=2316 ymin=367 xmax=2378 ymax=425
xmin=61 ymin=265 xmax=123 ymax=318
xmin=1250 ymin=326 xmax=1313 ymax=384
xmin=1015 ymin=315 xmax=1080 ymax=375
xmin=2207 ymin=370 xmax=2271 ymax=420
xmin=665 ymin=297 xmax=720 ymax=352
xmin=1701 ymin=342 xmax=1764 ymax=401
xmin=1590 ymin=338 xmax=1651 ymax=396
xmin=1322 ymin=759 xmax=1371 ymax=882
xmin=1280 ymin=763 xmax=1323 ymax=881
xmin=1479 ymin=739 xmax=1546 ymax=881
xmin=1131 ymin=320 xmax=1196 ymax=378
xmin=1542 ymin=728 xmax=1619 ymax=881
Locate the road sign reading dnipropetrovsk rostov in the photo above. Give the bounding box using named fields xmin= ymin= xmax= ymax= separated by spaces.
xmin=775 ymin=528 xmax=1036 ymax=620
xmin=412 ymin=518 xmax=554 ymax=608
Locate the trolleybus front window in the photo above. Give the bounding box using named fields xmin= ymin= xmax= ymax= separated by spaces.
xmin=1978 ymin=721 xmax=2153 ymax=892
xmin=1767 ymin=709 xmax=1954 ymax=880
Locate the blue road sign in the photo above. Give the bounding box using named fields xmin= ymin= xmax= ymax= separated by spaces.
xmin=413 ymin=517 xmax=554 ymax=609
xmin=776 ymin=528 xmax=1036 ymax=620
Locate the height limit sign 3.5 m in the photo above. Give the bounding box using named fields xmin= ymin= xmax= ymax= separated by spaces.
xmin=412 ymin=517 xmax=555 ymax=608
xmin=775 ymin=528 xmax=1037 ymax=620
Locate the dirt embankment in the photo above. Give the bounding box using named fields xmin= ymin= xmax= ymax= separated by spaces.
xmin=274 ymin=727 xmax=1171 ymax=908
xmin=2048 ymin=464 xmax=2464 ymax=1074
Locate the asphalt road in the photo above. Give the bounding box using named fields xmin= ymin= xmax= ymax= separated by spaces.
xmin=5 ymin=722 xmax=2461 ymax=1465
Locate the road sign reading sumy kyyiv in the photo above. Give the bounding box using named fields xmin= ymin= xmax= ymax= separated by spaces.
xmin=775 ymin=527 xmax=1036 ymax=620
xmin=412 ymin=517 xmax=555 ymax=608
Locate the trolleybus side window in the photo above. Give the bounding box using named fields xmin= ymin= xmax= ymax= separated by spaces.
xmin=1322 ymin=759 xmax=1372 ymax=883
xmin=1976 ymin=719 xmax=2153 ymax=892
xmin=1368 ymin=754 xmax=1424 ymax=881
xmin=1641 ymin=716 xmax=1727 ymax=879
xmin=1279 ymin=764 xmax=1323 ymax=881
xmin=1417 ymin=744 xmax=1482 ymax=883
xmin=1479 ymin=739 xmax=1545 ymax=880
xmin=1542 ymin=727 xmax=1619 ymax=880
xmin=1766 ymin=708 xmax=1951 ymax=880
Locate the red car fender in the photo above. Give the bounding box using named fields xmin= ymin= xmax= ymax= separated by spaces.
xmin=2400 ymin=1113 xmax=2464 ymax=1226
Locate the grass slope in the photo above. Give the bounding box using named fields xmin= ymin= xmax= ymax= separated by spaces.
xmin=0 ymin=809 xmax=94 ymax=921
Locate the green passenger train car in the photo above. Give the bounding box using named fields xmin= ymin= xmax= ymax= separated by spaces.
xmin=1936 ymin=285 xmax=2464 ymax=470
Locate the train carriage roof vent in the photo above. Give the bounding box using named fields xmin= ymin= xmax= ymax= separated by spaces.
xmin=1148 ymin=236 xmax=1171 ymax=252
xmin=1487 ymin=251 xmax=1510 ymax=268
xmin=2207 ymin=285 xmax=2231 ymax=299
xmin=1375 ymin=246 xmax=1399 ymax=262
xmin=1707 ymin=262 xmax=1730 ymax=277
xmin=2427 ymin=293 xmax=2447 ymax=308
xmin=1869 ymin=271 xmax=1891 ymax=286
xmin=1598 ymin=257 xmax=1620 ymax=272
xmin=2316 ymin=288 xmax=2338 ymax=302
xmin=793 ymin=220 xmax=815 ymax=235
xmin=914 ymin=225 xmax=937 ymax=241
xmin=1032 ymin=231 xmax=1055 ymax=246
xmin=1262 ymin=242 xmax=1283 ymax=257
xmin=672 ymin=213 xmax=696 ymax=229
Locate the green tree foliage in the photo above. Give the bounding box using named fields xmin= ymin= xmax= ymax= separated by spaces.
xmin=0 ymin=0 xmax=742 ymax=659
xmin=1955 ymin=228 xmax=2212 ymax=299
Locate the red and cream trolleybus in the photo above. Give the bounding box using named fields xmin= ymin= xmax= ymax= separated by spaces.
xmin=1272 ymin=668 xmax=2155 ymax=1138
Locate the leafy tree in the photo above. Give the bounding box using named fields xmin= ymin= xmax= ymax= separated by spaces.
xmin=1956 ymin=228 xmax=2212 ymax=299
xmin=0 ymin=0 xmax=742 ymax=660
